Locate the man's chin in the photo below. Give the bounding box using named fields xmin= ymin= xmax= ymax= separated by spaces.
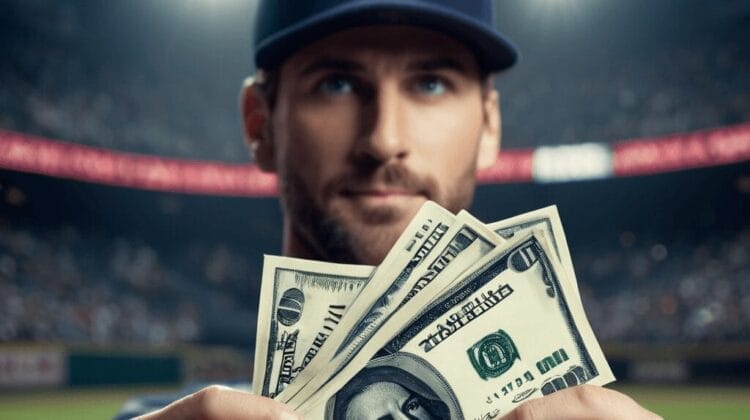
xmin=344 ymin=222 xmax=409 ymax=265
xmin=336 ymin=206 xmax=422 ymax=264
xmin=302 ymin=195 xmax=428 ymax=264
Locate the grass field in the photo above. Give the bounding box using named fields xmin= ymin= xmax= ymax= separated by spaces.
xmin=0 ymin=384 xmax=748 ymax=419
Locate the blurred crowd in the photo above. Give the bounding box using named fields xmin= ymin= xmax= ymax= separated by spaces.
xmin=500 ymin=38 xmax=750 ymax=147
xmin=0 ymin=222 xmax=258 ymax=346
xmin=580 ymin=229 xmax=750 ymax=343
xmin=1 ymin=218 xmax=748 ymax=346
xmin=0 ymin=1 xmax=242 ymax=162
xmin=1 ymin=1 xmax=748 ymax=160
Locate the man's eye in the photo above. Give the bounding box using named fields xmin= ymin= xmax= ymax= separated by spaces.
xmin=404 ymin=396 xmax=422 ymax=413
xmin=414 ymin=76 xmax=447 ymax=96
xmin=318 ymin=76 xmax=354 ymax=95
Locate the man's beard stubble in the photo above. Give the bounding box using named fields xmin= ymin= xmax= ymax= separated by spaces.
xmin=280 ymin=163 xmax=476 ymax=265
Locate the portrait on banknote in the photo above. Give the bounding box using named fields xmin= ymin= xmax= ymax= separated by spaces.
xmin=324 ymin=353 xmax=458 ymax=420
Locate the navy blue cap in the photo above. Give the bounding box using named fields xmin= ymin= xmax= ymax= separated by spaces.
xmin=253 ymin=0 xmax=518 ymax=72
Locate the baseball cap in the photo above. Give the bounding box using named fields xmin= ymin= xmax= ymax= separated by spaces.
xmin=253 ymin=0 xmax=519 ymax=72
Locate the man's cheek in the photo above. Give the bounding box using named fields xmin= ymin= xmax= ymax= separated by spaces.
xmin=283 ymin=155 xmax=324 ymax=193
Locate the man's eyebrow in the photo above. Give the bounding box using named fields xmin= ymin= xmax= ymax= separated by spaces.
xmin=407 ymin=57 xmax=469 ymax=73
xmin=299 ymin=58 xmax=365 ymax=76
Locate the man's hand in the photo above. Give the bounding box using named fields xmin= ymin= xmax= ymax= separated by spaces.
xmin=135 ymin=385 xmax=302 ymax=420
xmin=501 ymin=385 xmax=662 ymax=420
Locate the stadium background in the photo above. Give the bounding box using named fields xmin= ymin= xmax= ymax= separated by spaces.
xmin=1 ymin=0 xmax=749 ymax=418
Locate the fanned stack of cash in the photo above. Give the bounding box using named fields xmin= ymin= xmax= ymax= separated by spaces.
xmin=253 ymin=202 xmax=615 ymax=419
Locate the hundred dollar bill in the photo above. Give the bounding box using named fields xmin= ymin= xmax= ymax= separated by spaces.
xmin=285 ymin=209 xmax=505 ymax=409
xmin=489 ymin=205 xmax=579 ymax=295
xmin=277 ymin=201 xmax=459 ymax=404
xmin=252 ymin=255 xmax=374 ymax=397
xmin=298 ymin=231 xmax=614 ymax=419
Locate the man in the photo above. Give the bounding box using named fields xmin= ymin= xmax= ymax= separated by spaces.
xmin=129 ymin=1 xmax=661 ymax=418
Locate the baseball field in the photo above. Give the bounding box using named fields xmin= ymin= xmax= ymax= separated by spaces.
xmin=0 ymin=384 xmax=748 ymax=419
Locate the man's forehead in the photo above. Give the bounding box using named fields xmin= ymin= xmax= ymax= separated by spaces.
xmin=283 ymin=25 xmax=479 ymax=74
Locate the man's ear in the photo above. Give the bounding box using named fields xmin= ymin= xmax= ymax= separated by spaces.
xmin=476 ymin=88 xmax=501 ymax=171
xmin=241 ymin=75 xmax=276 ymax=172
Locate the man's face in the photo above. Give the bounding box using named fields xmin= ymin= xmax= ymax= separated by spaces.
xmin=264 ymin=26 xmax=498 ymax=264
xmin=345 ymin=381 xmax=434 ymax=420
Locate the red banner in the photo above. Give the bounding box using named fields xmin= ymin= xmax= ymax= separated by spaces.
xmin=2 ymin=123 xmax=750 ymax=196
xmin=0 ymin=348 xmax=65 ymax=388
xmin=0 ymin=131 xmax=278 ymax=197
xmin=477 ymin=148 xmax=535 ymax=184
xmin=613 ymin=123 xmax=750 ymax=176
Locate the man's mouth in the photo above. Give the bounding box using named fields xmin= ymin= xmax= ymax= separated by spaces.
xmin=328 ymin=164 xmax=435 ymax=208
xmin=338 ymin=187 xmax=428 ymax=209
xmin=342 ymin=188 xmax=418 ymax=198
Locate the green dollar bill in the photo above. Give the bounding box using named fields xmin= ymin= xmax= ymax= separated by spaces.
xmin=252 ymin=255 xmax=373 ymax=397
xmin=298 ymin=231 xmax=614 ymax=419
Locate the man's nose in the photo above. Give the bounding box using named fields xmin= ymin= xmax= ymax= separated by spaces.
xmin=355 ymin=81 xmax=409 ymax=163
